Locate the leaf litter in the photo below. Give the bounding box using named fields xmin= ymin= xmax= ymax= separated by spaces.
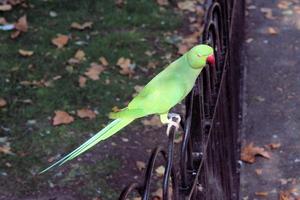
xmin=241 ymin=142 xmax=271 ymax=163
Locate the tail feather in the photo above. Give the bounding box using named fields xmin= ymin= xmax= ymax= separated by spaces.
xmin=40 ymin=118 xmax=133 ymax=174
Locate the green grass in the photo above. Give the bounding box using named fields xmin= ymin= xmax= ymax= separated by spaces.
xmin=0 ymin=0 xmax=182 ymax=199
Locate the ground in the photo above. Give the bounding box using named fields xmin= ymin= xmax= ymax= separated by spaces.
xmin=0 ymin=1 xmax=204 ymax=199
xmin=240 ymin=0 xmax=300 ymax=199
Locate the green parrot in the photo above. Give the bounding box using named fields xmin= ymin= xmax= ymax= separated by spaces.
xmin=40 ymin=44 xmax=214 ymax=173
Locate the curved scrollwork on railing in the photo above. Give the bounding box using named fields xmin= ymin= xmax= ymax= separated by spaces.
xmin=119 ymin=0 xmax=243 ymax=199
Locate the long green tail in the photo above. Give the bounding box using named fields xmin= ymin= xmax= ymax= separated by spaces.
xmin=40 ymin=118 xmax=133 ymax=174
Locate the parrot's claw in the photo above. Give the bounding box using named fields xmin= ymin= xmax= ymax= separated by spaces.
xmin=166 ymin=113 xmax=181 ymax=135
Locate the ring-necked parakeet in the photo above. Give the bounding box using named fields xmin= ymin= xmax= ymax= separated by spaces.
xmin=40 ymin=44 xmax=214 ymax=173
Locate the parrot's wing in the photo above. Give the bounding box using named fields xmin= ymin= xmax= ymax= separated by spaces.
xmin=127 ymin=77 xmax=187 ymax=114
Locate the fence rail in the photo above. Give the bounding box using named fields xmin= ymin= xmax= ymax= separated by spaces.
xmin=119 ymin=0 xmax=244 ymax=199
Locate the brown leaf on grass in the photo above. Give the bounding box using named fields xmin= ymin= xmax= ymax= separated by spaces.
xmin=67 ymin=50 xmax=85 ymax=65
xmin=0 ymin=145 xmax=12 ymax=154
xmin=0 ymin=98 xmax=7 ymax=108
xmin=84 ymin=63 xmax=105 ymax=80
xmin=156 ymin=0 xmax=169 ymax=6
xmin=0 ymin=4 xmax=12 ymax=11
xmin=77 ymin=108 xmax=96 ymax=119
xmin=115 ymin=0 xmax=125 ymax=7
xmin=266 ymin=27 xmax=279 ymax=35
xmin=10 ymin=30 xmax=20 ymax=39
xmin=136 ymin=161 xmax=146 ymax=171
xmin=177 ymin=32 xmax=200 ymax=54
xmin=7 ymin=0 xmax=25 ymax=6
xmin=116 ymin=57 xmax=134 ymax=76
xmin=0 ymin=17 xmax=7 ymax=25
xmin=51 ymin=35 xmax=69 ymax=48
xmin=177 ymin=1 xmax=196 ymax=12
xmin=177 ymin=43 xmax=190 ymax=54
xmin=74 ymin=49 xmax=86 ymax=61
xmin=141 ymin=116 xmax=163 ymax=127
xmin=70 ymin=21 xmax=93 ymax=30
xmin=112 ymin=106 xmax=121 ymax=112
xmin=241 ymin=142 xmax=271 ymax=163
xmin=132 ymin=85 xmax=143 ymax=97
xmin=78 ymin=75 xmax=87 ymax=88
xmin=147 ymin=61 xmax=158 ymax=69
xmin=99 ymin=56 xmax=109 ymax=66
xmin=15 ymin=15 xmax=28 ymax=32
xmin=255 ymin=192 xmax=268 ymax=197
xmin=52 ymin=110 xmax=74 ymax=126
xmin=18 ymin=49 xmax=34 ymax=57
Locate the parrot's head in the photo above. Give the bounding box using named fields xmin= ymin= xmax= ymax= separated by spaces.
xmin=186 ymin=44 xmax=215 ymax=69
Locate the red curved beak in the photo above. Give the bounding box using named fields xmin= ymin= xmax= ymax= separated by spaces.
xmin=206 ymin=54 xmax=215 ymax=65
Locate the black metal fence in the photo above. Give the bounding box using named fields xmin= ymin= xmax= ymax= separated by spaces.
xmin=119 ymin=0 xmax=244 ymax=199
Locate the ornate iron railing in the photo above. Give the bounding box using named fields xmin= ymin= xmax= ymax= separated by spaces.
xmin=119 ymin=0 xmax=244 ymax=199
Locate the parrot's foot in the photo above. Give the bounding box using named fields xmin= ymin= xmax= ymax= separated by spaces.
xmin=165 ymin=113 xmax=181 ymax=135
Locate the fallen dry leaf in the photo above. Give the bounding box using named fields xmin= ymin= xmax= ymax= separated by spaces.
xmin=99 ymin=56 xmax=109 ymax=66
xmin=70 ymin=21 xmax=93 ymax=30
xmin=7 ymin=0 xmax=25 ymax=6
xmin=78 ymin=75 xmax=87 ymax=88
xmin=155 ymin=165 xmax=165 ymax=177
xmin=0 ymin=98 xmax=7 ymax=107
xmin=177 ymin=43 xmax=190 ymax=54
xmin=0 ymin=4 xmax=12 ymax=11
xmin=84 ymin=62 xmax=105 ymax=80
xmin=0 ymin=17 xmax=7 ymax=25
xmin=15 ymin=15 xmax=28 ymax=32
xmin=147 ymin=61 xmax=158 ymax=69
xmin=77 ymin=108 xmax=96 ymax=119
xmin=115 ymin=0 xmax=124 ymax=7
xmin=279 ymin=190 xmax=291 ymax=200
xmin=52 ymin=110 xmax=74 ymax=126
xmin=74 ymin=49 xmax=86 ymax=61
xmin=255 ymin=192 xmax=268 ymax=197
xmin=177 ymin=1 xmax=196 ymax=12
xmin=18 ymin=49 xmax=34 ymax=57
xmin=266 ymin=27 xmax=279 ymax=35
xmin=136 ymin=161 xmax=146 ymax=171
xmin=277 ymin=2 xmax=290 ymax=10
xmin=156 ymin=0 xmax=169 ymax=6
xmin=260 ymin=7 xmax=276 ymax=20
xmin=0 ymin=145 xmax=12 ymax=154
xmin=177 ymin=32 xmax=200 ymax=54
xmin=246 ymin=38 xmax=254 ymax=43
xmin=132 ymin=85 xmax=143 ymax=97
xmin=116 ymin=57 xmax=134 ymax=76
xmin=141 ymin=116 xmax=163 ymax=127
xmin=112 ymin=106 xmax=121 ymax=112
xmin=52 ymin=34 xmax=69 ymax=48
xmin=10 ymin=30 xmax=21 ymax=39
xmin=255 ymin=168 xmax=263 ymax=175
xmin=152 ymin=188 xmax=163 ymax=199
xmin=241 ymin=142 xmax=271 ymax=163
xmin=269 ymin=142 xmax=281 ymax=149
